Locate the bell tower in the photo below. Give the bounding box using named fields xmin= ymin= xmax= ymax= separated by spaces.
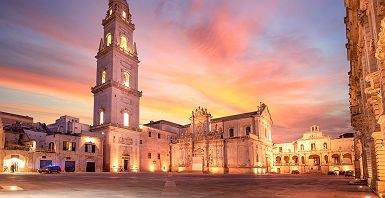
xmin=92 ymin=0 xmax=141 ymax=129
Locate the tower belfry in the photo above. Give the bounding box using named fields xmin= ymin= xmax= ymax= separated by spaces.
xmin=92 ymin=0 xmax=141 ymax=129
xmin=91 ymin=0 xmax=141 ymax=172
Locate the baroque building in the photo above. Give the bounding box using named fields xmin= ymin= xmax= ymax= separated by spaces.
xmin=345 ymin=0 xmax=385 ymax=194
xmin=170 ymin=105 xmax=273 ymax=174
xmin=272 ymin=125 xmax=354 ymax=174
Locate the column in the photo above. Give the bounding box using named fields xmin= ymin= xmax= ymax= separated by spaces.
xmin=372 ymin=131 xmax=385 ymax=193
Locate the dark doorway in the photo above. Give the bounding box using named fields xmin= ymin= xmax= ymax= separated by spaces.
xmin=65 ymin=161 xmax=75 ymax=172
xmin=40 ymin=160 xmax=52 ymax=168
xmin=123 ymin=159 xmax=129 ymax=171
xmin=86 ymin=162 xmax=96 ymax=172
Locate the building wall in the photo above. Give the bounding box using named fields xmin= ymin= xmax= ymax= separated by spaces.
xmin=139 ymin=126 xmax=177 ymax=172
xmin=346 ymin=0 xmax=385 ymax=194
xmin=272 ymin=126 xmax=354 ymax=174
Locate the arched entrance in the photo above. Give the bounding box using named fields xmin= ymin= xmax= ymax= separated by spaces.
xmin=308 ymin=155 xmax=320 ymax=171
xmin=3 ymin=154 xmax=27 ymax=172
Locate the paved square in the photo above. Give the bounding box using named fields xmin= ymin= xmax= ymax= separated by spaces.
xmin=0 ymin=173 xmax=377 ymax=198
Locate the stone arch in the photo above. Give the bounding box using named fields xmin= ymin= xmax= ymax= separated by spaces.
xmin=3 ymin=154 xmax=28 ymax=172
xmin=342 ymin=153 xmax=352 ymax=164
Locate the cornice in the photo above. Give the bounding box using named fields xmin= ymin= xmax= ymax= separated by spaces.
xmin=91 ymin=80 xmax=142 ymax=97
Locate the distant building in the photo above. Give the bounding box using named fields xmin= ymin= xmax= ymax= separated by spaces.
xmin=272 ymin=125 xmax=354 ymax=174
xmin=47 ymin=115 xmax=90 ymax=134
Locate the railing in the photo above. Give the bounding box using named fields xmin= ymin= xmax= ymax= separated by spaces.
xmin=4 ymin=144 xmax=30 ymax=151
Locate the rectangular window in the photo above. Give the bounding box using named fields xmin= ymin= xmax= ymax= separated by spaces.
xmin=140 ymin=140 xmax=142 ymax=144
xmin=148 ymin=132 xmax=151 ymax=137
xmin=279 ymin=147 xmax=282 ymax=152
xmin=157 ymin=153 xmax=160 ymax=160
xmin=148 ymin=153 xmax=151 ymax=159
xmin=229 ymin=128 xmax=234 ymax=138
xmin=71 ymin=142 xmax=76 ymax=151
xmin=85 ymin=144 xmax=96 ymax=153
xmin=63 ymin=141 xmax=69 ymax=151
xmin=158 ymin=133 xmax=161 ymax=139
xmin=246 ymin=126 xmax=251 ymax=136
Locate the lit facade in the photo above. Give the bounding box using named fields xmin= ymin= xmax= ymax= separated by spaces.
xmin=272 ymin=125 xmax=354 ymax=174
xmin=345 ymin=0 xmax=385 ymax=194
xmin=0 ymin=115 xmax=103 ymax=173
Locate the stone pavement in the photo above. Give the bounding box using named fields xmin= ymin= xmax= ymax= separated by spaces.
xmin=0 ymin=172 xmax=378 ymax=198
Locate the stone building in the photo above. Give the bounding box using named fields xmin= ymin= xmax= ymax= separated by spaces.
xmin=345 ymin=0 xmax=385 ymax=194
xmin=272 ymin=125 xmax=354 ymax=174
xmin=0 ymin=115 xmax=103 ymax=173
xmin=170 ymin=105 xmax=273 ymax=174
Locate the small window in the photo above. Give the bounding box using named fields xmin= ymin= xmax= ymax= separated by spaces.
xmin=148 ymin=132 xmax=151 ymax=137
xmin=148 ymin=153 xmax=151 ymax=159
xmin=140 ymin=140 xmax=142 ymax=144
xmin=279 ymin=147 xmax=282 ymax=152
xmin=323 ymin=143 xmax=327 ymax=149
xmin=123 ymin=112 xmax=129 ymax=127
xmin=300 ymin=144 xmax=304 ymax=151
xmin=311 ymin=143 xmax=316 ymax=151
xmin=109 ymin=9 xmax=112 ymax=16
xmin=122 ymin=11 xmax=126 ymax=19
xmin=157 ymin=153 xmax=160 ymax=160
xmin=101 ymin=70 xmax=106 ymax=84
xmin=99 ymin=111 xmax=104 ymax=125
xmin=158 ymin=133 xmax=161 ymax=139
xmin=229 ymin=128 xmax=234 ymax=138
xmin=71 ymin=142 xmax=76 ymax=151
xmin=123 ymin=71 xmax=130 ymax=87
xmin=120 ymin=35 xmax=127 ymax=51
xmin=63 ymin=141 xmax=69 ymax=151
xmin=106 ymin=33 xmax=112 ymax=47
xmin=245 ymin=126 xmax=251 ymax=136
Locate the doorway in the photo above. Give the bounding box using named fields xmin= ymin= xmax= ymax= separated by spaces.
xmin=123 ymin=159 xmax=129 ymax=171
xmin=86 ymin=162 xmax=96 ymax=172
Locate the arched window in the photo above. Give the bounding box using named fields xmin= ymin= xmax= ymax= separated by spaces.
xmin=301 ymin=156 xmax=305 ymax=164
xmin=324 ymin=155 xmax=328 ymax=163
xmin=48 ymin=142 xmax=55 ymax=152
xmin=99 ymin=111 xmax=104 ymax=125
xmin=300 ymin=144 xmax=304 ymax=151
xmin=101 ymin=70 xmax=106 ymax=84
xmin=123 ymin=71 xmax=130 ymax=87
xmin=123 ymin=112 xmax=129 ymax=127
xmin=323 ymin=143 xmax=327 ymax=149
xmin=120 ymin=35 xmax=127 ymax=51
xmin=122 ymin=11 xmax=127 ymax=19
xmin=311 ymin=143 xmax=316 ymax=151
xmin=106 ymin=33 xmax=112 ymax=47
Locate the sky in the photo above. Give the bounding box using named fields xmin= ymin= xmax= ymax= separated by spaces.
xmin=0 ymin=0 xmax=350 ymax=143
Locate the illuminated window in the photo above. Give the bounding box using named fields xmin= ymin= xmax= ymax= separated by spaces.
xmin=120 ymin=35 xmax=127 ymax=51
xmin=123 ymin=112 xmax=129 ymax=127
xmin=109 ymin=9 xmax=112 ymax=16
xmin=106 ymin=33 xmax=112 ymax=47
xmin=123 ymin=71 xmax=130 ymax=87
xmin=99 ymin=111 xmax=104 ymax=125
xmin=101 ymin=70 xmax=106 ymax=84
xmin=122 ymin=11 xmax=126 ymax=19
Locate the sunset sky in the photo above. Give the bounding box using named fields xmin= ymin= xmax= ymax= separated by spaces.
xmin=0 ymin=0 xmax=349 ymax=142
